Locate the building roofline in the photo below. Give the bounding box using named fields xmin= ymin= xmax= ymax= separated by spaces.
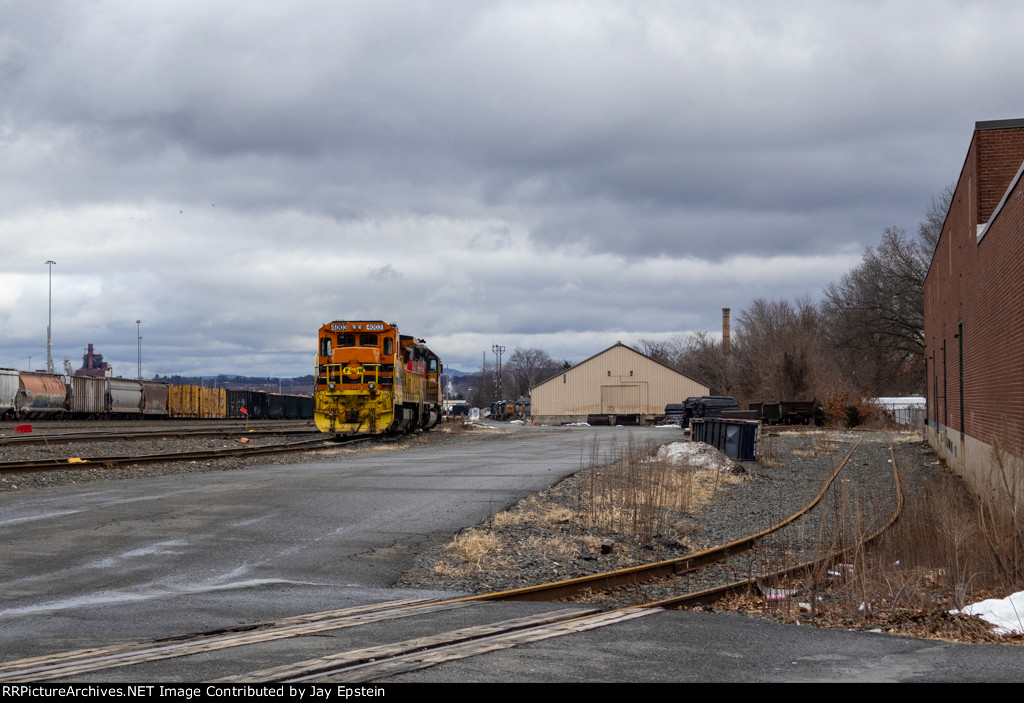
xmin=975 ymin=118 xmax=1024 ymax=131
xmin=926 ymin=117 xmax=1024 ymax=280
xmin=532 ymin=341 xmax=705 ymax=391
xmin=978 ymin=157 xmax=1024 ymax=244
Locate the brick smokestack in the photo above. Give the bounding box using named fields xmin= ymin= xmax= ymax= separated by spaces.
xmin=722 ymin=308 xmax=731 ymax=356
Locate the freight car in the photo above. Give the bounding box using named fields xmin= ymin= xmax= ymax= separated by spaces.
xmin=665 ymin=396 xmax=740 ymax=429
xmin=747 ymin=399 xmax=819 ymax=425
xmin=0 ymin=368 xmax=19 ymax=418
xmin=314 ymin=320 xmax=442 ymax=435
xmin=0 ymin=368 xmax=313 ymax=421
xmin=16 ymin=372 xmax=67 ymax=418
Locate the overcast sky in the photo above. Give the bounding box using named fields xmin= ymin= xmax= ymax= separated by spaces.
xmin=1 ymin=1 xmax=1021 ymax=378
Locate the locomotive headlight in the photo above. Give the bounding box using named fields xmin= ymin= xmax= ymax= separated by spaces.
xmin=328 ymin=382 xmax=336 ymax=390
xmin=368 ymin=382 xmax=376 ymax=390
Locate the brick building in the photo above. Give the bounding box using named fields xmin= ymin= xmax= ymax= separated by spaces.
xmin=924 ymin=118 xmax=1024 ymax=491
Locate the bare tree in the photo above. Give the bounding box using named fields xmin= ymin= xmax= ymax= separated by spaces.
xmin=637 ymin=332 xmax=731 ymax=394
xmin=637 ymin=338 xmax=675 ymax=366
xmin=506 ymin=347 xmax=560 ymax=398
xmin=731 ymin=297 xmax=832 ymax=403
xmin=918 ymin=183 xmax=955 ymax=257
xmin=821 ymin=226 xmax=926 ymax=395
xmin=675 ymin=332 xmax=731 ymax=395
xmin=466 ymin=358 xmax=499 ymax=407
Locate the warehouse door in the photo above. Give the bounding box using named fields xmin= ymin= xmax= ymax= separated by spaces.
xmin=601 ymin=385 xmax=641 ymax=414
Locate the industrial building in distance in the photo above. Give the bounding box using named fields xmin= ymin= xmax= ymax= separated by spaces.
xmin=529 ymin=342 xmax=709 ymax=425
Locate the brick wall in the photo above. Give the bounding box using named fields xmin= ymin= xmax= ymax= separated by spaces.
xmin=924 ymin=120 xmax=1024 ymax=462
xmin=977 ymin=126 xmax=1024 ymax=224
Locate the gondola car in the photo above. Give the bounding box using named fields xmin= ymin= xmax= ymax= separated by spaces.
xmin=314 ymin=320 xmax=442 ymax=435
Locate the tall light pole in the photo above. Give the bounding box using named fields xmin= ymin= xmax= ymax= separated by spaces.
xmin=45 ymin=260 xmax=56 ymax=373
xmin=136 ymin=320 xmax=142 ymax=379
xmin=492 ymin=344 xmax=505 ymax=402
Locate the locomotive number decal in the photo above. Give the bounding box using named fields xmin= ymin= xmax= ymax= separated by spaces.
xmin=329 ymin=322 xmax=384 ymax=331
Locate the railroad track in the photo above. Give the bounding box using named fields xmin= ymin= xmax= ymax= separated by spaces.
xmin=0 ymin=433 xmax=902 ymax=683
xmin=479 ymin=435 xmax=871 ymax=602
xmin=0 ymin=426 xmax=319 ymax=447
xmin=0 ymin=435 xmax=364 ymax=473
xmin=644 ymin=438 xmax=904 ymax=610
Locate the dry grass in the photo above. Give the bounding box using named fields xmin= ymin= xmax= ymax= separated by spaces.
xmin=490 ymin=497 xmax=574 ymax=528
xmin=758 ymin=431 xmax=782 ymax=467
xmin=577 ymin=435 xmax=743 ymax=543
xmin=522 ymin=534 xmax=576 ymax=560
xmin=750 ymin=439 xmax=1024 ymax=641
xmin=441 ymin=419 xmax=476 ymax=434
xmin=791 ymin=430 xmax=842 ymax=457
xmin=432 ymin=528 xmax=504 ymax=577
xmin=419 ymin=434 xmax=738 ymax=582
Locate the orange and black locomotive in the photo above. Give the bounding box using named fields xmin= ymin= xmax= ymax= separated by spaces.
xmin=314 ymin=320 xmax=442 ymax=435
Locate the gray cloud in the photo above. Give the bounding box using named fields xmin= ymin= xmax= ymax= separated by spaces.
xmin=0 ymin=1 xmax=1019 ymax=376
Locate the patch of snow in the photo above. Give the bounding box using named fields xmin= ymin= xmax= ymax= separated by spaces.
xmin=654 ymin=441 xmax=732 ymax=471
xmin=951 ymin=591 xmax=1024 ymax=635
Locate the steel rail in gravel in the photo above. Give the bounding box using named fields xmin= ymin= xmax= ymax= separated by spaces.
xmin=0 ymin=436 xmax=365 ymax=474
xmin=0 ymin=427 xmax=319 ymax=447
xmin=473 ymin=435 xmax=865 ymax=602
xmin=639 ymin=433 xmax=903 ymax=610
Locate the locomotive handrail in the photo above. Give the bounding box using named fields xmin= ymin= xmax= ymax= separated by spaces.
xmin=317 ymin=362 xmax=383 ymax=388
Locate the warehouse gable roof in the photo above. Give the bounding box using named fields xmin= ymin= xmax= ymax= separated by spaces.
xmin=533 ymin=341 xmax=703 ymax=391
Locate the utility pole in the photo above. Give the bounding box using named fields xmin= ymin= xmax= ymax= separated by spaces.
xmin=45 ymin=260 xmax=56 ymax=373
xmin=492 ymin=344 xmax=505 ymax=402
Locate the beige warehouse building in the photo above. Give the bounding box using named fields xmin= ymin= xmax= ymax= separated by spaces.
xmin=530 ymin=342 xmax=709 ymax=425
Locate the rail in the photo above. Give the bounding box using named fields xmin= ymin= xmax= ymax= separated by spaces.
xmin=0 ymin=436 xmax=365 ymax=473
